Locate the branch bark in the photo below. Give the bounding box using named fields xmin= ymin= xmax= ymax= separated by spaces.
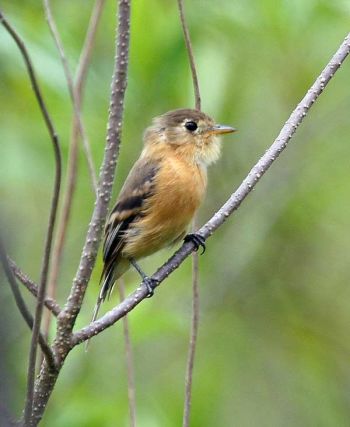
xmin=72 ymin=32 xmax=350 ymax=346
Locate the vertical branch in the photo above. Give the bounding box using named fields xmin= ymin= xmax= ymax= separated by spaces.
xmin=118 ymin=280 xmax=137 ymax=427
xmin=58 ymin=0 xmax=131 ymax=336
xmin=182 ymin=220 xmax=200 ymax=427
xmin=0 ymin=10 xmax=62 ymax=424
xmin=177 ymin=0 xmax=201 ymax=110
xmin=44 ymin=0 xmax=105 ymax=341
xmin=177 ymin=1 xmax=201 ymax=425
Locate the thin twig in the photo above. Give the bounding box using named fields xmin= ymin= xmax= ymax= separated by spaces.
xmin=0 ymin=241 xmax=56 ymax=372
xmin=8 ymin=257 xmax=61 ymax=316
xmin=72 ymin=32 xmax=350 ymax=345
xmin=44 ymin=0 xmax=105 ymax=341
xmin=0 ymin=9 xmax=62 ymax=424
xmin=177 ymin=0 xmax=201 ymax=110
xmin=75 ymin=0 xmax=106 ymax=97
xmin=43 ymin=0 xmax=98 ymax=192
xmin=183 ymin=219 xmax=200 ymax=427
xmin=177 ymin=1 xmax=201 ymax=424
xmin=118 ymin=280 xmax=137 ymax=427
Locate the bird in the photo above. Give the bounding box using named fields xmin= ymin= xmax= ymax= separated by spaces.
xmin=92 ymin=108 xmax=236 ymax=322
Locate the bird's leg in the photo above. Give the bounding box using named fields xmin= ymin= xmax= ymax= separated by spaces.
xmin=184 ymin=233 xmax=206 ymax=255
xmin=129 ymin=258 xmax=158 ymax=297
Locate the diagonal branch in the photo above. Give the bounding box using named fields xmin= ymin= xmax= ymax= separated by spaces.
xmin=72 ymin=32 xmax=350 ymax=346
xmin=8 ymin=258 xmax=61 ymax=316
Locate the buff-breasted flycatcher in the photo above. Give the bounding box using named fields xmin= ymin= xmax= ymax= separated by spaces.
xmin=93 ymin=108 xmax=236 ymax=320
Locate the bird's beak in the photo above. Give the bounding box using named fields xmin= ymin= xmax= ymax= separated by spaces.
xmin=207 ymin=124 xmax=237 ymax=135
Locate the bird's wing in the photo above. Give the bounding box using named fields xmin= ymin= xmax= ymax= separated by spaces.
xmin=100 ymin=156 xmax=160 ymax=297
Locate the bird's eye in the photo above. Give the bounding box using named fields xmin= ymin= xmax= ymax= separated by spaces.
xmin=185 ymin=121 xmax=198 ymax=132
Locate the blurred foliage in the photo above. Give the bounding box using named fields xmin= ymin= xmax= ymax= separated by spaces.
xmin=1 ymin=0 xmax=350 ymax=426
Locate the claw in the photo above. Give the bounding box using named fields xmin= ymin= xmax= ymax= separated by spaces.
xmin=143 ymin=277 xmax=158 ymax=298
xmin=184 ymin=233 xmax=206 ymax=255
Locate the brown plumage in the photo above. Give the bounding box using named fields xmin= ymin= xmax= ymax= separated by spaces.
xmin=92 ymin=108 xmax=236 ymax=322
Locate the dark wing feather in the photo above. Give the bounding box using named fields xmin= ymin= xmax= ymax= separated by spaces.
xmin=100 ymin=156 xmax=160 ymax=300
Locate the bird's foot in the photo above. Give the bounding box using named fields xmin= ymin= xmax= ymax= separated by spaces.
xmin=142 ymin=277 xmax=159 ymax=298
xmin=184 ymin=233 xmax=206 ymax=254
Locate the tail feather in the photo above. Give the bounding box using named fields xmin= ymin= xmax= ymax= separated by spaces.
xmin=85 ymin=268 xmax=115 ymax=352
xmin=85 ymin=296 xmax=103 ymax=352
xmin=85 ymin=258 xmax=130 ymax=351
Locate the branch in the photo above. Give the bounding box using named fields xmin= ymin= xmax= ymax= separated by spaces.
xmin=8 ymin=258 xmax=61 ymax=316
xmin=57 ymin=0 xmax=131 ymax=336
xmin=43 ymin=0 xmax=98 ymax=192
xmin=72 ymin=32 xmax=350 ymax=345
xmin=177 ymin=0 xmax=201 ymax=110
xmin=44 ymin=0 xmax=105 ymax=340
xmin=0 ymin=242 xmax=56 ymax=372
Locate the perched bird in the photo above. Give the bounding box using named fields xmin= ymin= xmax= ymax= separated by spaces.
xmin=93 ymin=108 xmax=236 ymax=320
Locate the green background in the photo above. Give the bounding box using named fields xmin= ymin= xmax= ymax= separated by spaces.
xmin=1 ymin=0 xmax=350 ymax=426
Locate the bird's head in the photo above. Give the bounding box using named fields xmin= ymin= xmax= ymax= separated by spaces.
xmin=143 ymin=108 xmax=237 ymax=166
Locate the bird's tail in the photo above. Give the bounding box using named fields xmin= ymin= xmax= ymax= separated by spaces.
xmin=85 ymin=296 xmax=103 ymax=352
xmin=85 ymin=266 xmax=116 ymax=351
xmin=85 ymin=259 xmax=130 ymax=351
